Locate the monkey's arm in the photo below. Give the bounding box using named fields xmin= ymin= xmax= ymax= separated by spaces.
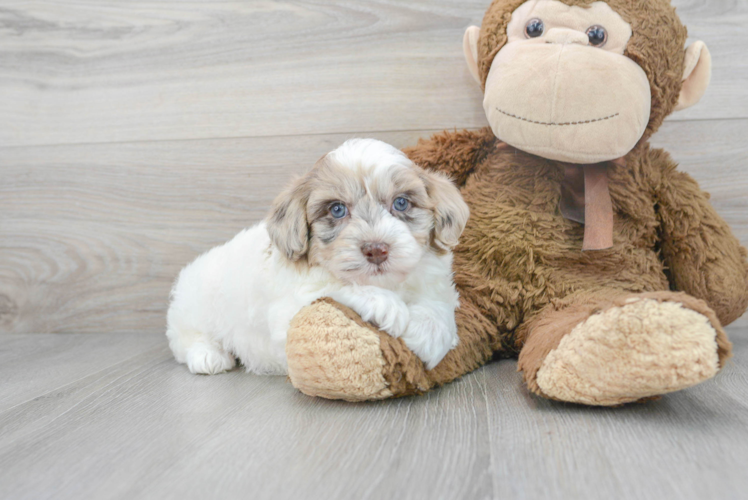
xmin=403 ymin=127 xmax=497 ymax=186
xmin=653 ymin=150 xmax=748 ymax=326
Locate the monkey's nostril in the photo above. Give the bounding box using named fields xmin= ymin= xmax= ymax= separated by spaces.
xmin=362 ymin=242 xmax=389 ymax=265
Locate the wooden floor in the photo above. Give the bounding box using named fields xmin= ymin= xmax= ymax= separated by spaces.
xmin=0 ymin=330 xmax=746 ymax=500
xmin=1 ymin=0 xmax=747 ymax=498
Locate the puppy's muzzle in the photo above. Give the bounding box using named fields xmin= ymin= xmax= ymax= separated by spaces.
xmin=361 ymin=242 xmax=389 ymax=265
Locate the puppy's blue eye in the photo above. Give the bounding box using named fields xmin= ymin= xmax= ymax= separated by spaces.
xmin=393 ymin=197 xmax=409 ymax=212
xmin=330 ymin=202 xmax=347 ymax=219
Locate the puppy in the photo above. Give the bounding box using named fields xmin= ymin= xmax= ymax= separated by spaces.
xmin=166 ymin=139 xmax=469 ymax=375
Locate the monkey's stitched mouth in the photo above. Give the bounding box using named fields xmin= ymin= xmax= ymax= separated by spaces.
xmin=496 ymin=108 xmax=619 ymax=126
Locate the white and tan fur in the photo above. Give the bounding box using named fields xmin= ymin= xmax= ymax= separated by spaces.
xmin=166 ymin=139 xmax=469 ymax=375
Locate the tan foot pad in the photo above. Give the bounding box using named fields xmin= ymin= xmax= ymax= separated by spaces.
xmin=536 ymin=299 xmax=720 ymax=406
xmin=286 ymin=299 xmax=393 ymax=402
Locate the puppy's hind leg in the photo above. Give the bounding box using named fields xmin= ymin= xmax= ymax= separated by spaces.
xmin=167 ymin=326 xmax=236 ymax=375
xmin=185 ymin=341 xmax=236 ymax=375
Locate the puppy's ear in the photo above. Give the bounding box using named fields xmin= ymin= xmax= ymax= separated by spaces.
xmin=419 ymin=169 xmax=469 ymax=250
xmin=266 ymin=175 xmax=311 ymax=261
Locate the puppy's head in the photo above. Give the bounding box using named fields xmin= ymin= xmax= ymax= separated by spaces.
xmin=266 ymin=139 xmax=469 ymax=286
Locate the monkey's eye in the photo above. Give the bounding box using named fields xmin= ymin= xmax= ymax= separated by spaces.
xmin=392 ymin=197 xmax=410 ymax=212
xmin=329 ymin=202 xmax=348 ymax=219
xmin=525 ymin=18 xmax=544 ymax=38
xmin=586 ymin=25 xmax=607 ymax=47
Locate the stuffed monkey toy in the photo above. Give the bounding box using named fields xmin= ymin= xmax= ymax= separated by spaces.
xmin=284 ymin=0 xmax=748 ymax=405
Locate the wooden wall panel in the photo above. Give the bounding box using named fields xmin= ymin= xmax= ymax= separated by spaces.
xmin=1 ymin=0 xmax=746 ymax=333
xmin=0 ymin=0 xmax=745 ymax=148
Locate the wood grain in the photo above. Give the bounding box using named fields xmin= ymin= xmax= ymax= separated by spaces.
xmin=0 ymin=332 xmax=164 ymax=413
xmin=0 ymin=0 xmax=746 ymax=148
xmin=0 ymin=329 xmax=745 ymax=500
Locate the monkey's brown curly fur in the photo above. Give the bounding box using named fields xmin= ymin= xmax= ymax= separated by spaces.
xmin=401 ymin=132 xmax=745 ymax=396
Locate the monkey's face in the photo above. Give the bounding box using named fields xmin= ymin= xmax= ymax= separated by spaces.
xmin=482 ymin=0 xmax=650 ymax=163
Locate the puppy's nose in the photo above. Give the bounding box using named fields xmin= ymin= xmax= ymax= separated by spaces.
xmin=362 ymin=242 xmax=389 ymax=265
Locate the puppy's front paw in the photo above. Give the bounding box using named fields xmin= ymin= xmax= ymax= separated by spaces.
xmin=328 ymin=288 xmax=410 ymax=337
xmin=363 ymin=294 xmax=410 ymax=338
xmin=401 ymin=304 xmax=459 ymax=370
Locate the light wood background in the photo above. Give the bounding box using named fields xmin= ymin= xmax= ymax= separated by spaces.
xmin=1 ymin=1 xmax=747 ymax=498
xmin=1 ymin=0 xmax=746 ymax=334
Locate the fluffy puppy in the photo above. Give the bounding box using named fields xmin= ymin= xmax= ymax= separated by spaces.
xmin=166 ymin=139 xmax=469 ymax=375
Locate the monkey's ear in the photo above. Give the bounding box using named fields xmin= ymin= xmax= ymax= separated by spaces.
xmin=463 ymin=26 xmax=482 ymax=85
xmin=420 ymin=170 xmax=470 ymax=250
xmin=266 ymin=176 xmax=310 ymax=261
xmin=675 ymin=41 xmax=711 ymax=112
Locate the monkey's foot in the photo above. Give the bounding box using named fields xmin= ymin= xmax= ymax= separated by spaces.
xmin=535 ymin=297 xmax=726 ymax=406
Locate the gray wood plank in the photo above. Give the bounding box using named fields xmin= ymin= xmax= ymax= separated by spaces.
xmin=0 ymin=328 xmax=745 ymax=500
xmin=676 ymin=0 xmax=748 ymax=122
xmin=0 ymin=333 xmax=494 ymax=500
xmin=0 ymin=0 xmax=488 ymax=148
xmin=0 ymin=332 xmax=164 ymax=413
xmin=0 ymin=0 xmax=745 ymax=148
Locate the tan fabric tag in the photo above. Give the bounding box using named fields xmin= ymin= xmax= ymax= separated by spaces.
xmin=582 ymin=164 xmax=614 ymax=251
xmin=559 ymin=163 xmax=615 ymax=251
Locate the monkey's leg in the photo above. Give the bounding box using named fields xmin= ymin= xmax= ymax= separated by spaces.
xmin=285 ymin=298 xmax=500 ymax=401
xmin=517 ymin=291 xmax=732 ymax=406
